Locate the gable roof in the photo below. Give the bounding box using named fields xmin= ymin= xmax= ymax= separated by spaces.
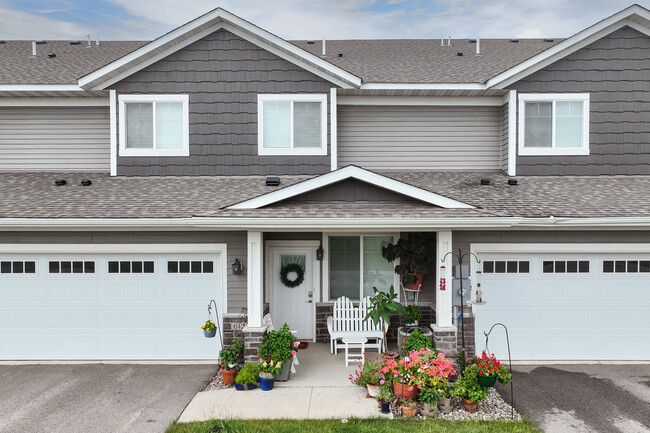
xmin=77 ymin=8 xmax=362 ymax=90
xmin=227 ymin=165 xmax=474 ymax=210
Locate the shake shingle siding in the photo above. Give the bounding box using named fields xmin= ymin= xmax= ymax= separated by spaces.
xmin=111 ymin=29 xmax=335 ymax=176
xmin=510 ymin=26 xmax=650 ymax=176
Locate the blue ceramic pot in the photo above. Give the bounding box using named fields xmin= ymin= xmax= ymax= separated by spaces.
xmin=203 ymin=329 xmax=216 ymax=338
xmin=235 ymin=383 xmax=258 ymax=391
xmin=380 ymin=401 xmax=391 ymax=414
xmin=259 ymin=376 xmax=275 ymax=391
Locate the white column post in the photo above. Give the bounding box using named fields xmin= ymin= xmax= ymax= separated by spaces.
xmin=246 ymin=230 xmax=264 ymax=328
xmin=436 ymin=231 xmax=453 ymax=327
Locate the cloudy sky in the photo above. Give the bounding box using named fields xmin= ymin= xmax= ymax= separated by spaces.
xmin=0 ymin=0 xmax=648 ymax=41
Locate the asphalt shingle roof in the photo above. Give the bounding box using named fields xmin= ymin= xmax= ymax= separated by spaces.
xmin=1 ymin=171 xmax=649 ymax=220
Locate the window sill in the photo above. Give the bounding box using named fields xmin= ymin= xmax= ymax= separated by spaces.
xmin=258 ymin=147 xmax=327 ymax=156
xmin=518 ymin=148 xmax=589 ymax=156
xmin=119 ymin=148 xmax=190 ymax=157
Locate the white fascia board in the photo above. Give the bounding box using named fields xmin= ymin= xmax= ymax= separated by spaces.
xmin=109 ymin=90 xmax=117 ymax=177
xmin=79 ymin=9 xmax=361 ymax=90
xmin=487 ymin=6 xmax=650 ymax=89
xmin=0 ymin=85 xmax=85 ymax=92
xmin=227 ymin=166 xmax=474 ymax=209
xmin=330 ymin=88 xmax=338 ymax=171
xmin=471 ymin=243 xmax=650 ymax=254
xmin=0 ymin=97 xmax=108 ymax=106
xmin=337 ymin=96 xmax=502 ymax=106
xmin=0 ymin=243 xmax=227 ymax=254
xmin=361 ymin=83 xmax=487 ymax=91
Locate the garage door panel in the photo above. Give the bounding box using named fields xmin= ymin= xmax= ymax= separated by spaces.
xmin=44 ymin=311 xmax=99 ymax=329
xmin=105 ymin=284 xmax=157 ymax=302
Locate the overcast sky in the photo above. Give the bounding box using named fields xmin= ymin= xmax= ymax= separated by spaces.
xmin=0 ymin=0 xmax=648 ymax=41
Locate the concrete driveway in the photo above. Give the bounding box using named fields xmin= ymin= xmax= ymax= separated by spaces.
xmin=0 ymin=364 xmax=216 ymax=433
xmin=500 ymin=364 xmax=650 ymax=433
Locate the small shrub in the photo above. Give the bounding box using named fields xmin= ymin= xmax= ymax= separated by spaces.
xmin=235 ymin=362 xmax=259 ymax=386
xmin=402 ymin=329 xmax=435 ymax=355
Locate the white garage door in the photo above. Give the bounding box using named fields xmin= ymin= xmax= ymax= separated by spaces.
xmin=473 ymin=245 xmax=650 ymax=361
xmin=0 ymin=245 xmax=225 ymax=360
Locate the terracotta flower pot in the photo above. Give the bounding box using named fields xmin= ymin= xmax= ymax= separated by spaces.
xmin=221 ymin=367 xmax=239 ymax=386
xmin=438 ymin=397 xmax=453 ymax=414
xmin=392 ymin=382 xmax=419 ymax=401
xmin=401 ymin=405 xmax=417 ymax=418
xmin=462 ymin=398 xmax=478 ymax=413
xmin=382 ymin=351 xmax=399 ymax=361
xmin=407 ymin=273 xmax=424 ymax=291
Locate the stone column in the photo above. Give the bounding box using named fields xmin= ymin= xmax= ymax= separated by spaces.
xmin=242 ymin=325 xmax=268 ymax=363
xmin=431 ymin=323 xmax=457 ymax=357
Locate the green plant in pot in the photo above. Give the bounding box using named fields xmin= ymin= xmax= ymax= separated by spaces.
xmin=403 ymin=305 xmax=423 ymax=326
xmin=234 ymin=362 xmax=259 ymax=391
xmin=364 ymin=285 xmax=406 ymax=357
xmin=399 ymin=397 xmax=417 ymax=418
xmin=219 ymin=338 xmax=244 ymax=386
xmin=257 ymin=324 xmax=296 ymax=381
xmin=381 ymin=233 xmax=436 ymax=291
xmin=452 ymin=364 xmax=488 ymax=413
xmin=257 ymin=358 xmax=282 ymax=391
xmin=402 ymin=329 xmax=435 ymax=356
xmin=418 ymin=386 xmax=439 ymax=417
xmin=376 ymin=382 xmax=395 ymax=414
xmin=475 ymin=350 xmax=512 ymax=387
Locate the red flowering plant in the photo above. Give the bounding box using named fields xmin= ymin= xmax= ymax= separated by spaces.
xmin=380 ymin=348 xmax=455 ymax=392
xmin=475 ymin=350 xmax=511 ymax=385
xmin=349 ymin=356 xmax=383 ymax=387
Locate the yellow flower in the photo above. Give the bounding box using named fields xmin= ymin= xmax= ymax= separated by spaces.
xmin=275 ymin=361 xmax=282 ymax=368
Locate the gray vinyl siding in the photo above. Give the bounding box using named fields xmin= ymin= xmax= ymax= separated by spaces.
xmin=500 ymin=104 xmax=509 ymax=172
xmin=283 ymin=178 xmax=422 ymax=204
xmin=509 ymin=26 xmax=650 ymax=175
xmin=337 ymin=105 xmax=502 ymax=170
xmin=111 ymin=29 xmax=335 ymax=176
xmin=0 ymin=106 xmax=109 ymax=172
xmin=0 ymin=231 xmax=247 ymax=313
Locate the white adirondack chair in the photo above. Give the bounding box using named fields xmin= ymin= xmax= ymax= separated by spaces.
xmin=358 ymin=296 xmax=387 ymax=353
xmin=327 ymin=296 xmax=385 ymax=354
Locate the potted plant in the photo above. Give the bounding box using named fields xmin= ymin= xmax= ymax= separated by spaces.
xmin=401 ymin=328 xmax=435 ymax=356
xmin=349 ymin=358 xmax=383 ymax=398
xmin=437 ymin=382 xmax=454 ymax=414
xmin=234 ymin=362 xmax=259 ymax=391
xmin=403 ymin=305 xmax=422 ymax=326
xmin=219 ymin=338 xmax=244 ymax=386
xmin=475 ymin=350 xmax=512 ymax=388
xmin=399 ymin=398 xmax=417 ymax=418
xmin=418 ymin=386 xmax=439 ymax=417
xmin=376 ymin=382 xmax=395 ymax=414
xmin=364 ymin=285 xmax=406 ymax=358
xmin=257 ymin=358 xmax=282 ymax=391
xmin=201 ymin=320 xmax=216 ymax=338
xmin=381 ymin=233 xmax=436 ymax=291
xmin=453 ymin=364 xmax=488 ymax=413
xmin=257 ymin=323 xmax=296 ymax=381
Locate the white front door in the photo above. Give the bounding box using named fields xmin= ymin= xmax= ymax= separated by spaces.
xmin=269 ymin=244 xmax=319 ymax=340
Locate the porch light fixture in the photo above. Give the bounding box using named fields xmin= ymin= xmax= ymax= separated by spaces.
xmin=232 ymin=258 xmax=242 ymax=275
xmin=316 ymin=244 xmax=324 ymax=261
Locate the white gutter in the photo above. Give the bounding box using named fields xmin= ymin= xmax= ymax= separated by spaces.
xmin=0 ymin=85 xmax=86 ymax=92
xmin=2 ymin=217 xmax=650 ymax=230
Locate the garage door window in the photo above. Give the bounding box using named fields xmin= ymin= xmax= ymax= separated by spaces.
xmin=543 ymin=260 xmax=589 ymax=273
xmin=1 ymin=261 xmax=36 ymax=274
xmin=482 ymin=261 xmax=529 ymax=273
xmin=108 ymin=261 xmax=154 ymax=274
xmin=167 ymin=261 xmax=214 ymax=274
xmin=49 ymin=261 xmax=94 ymax=274
xmin=603 ymin=260 xmax=650 ymax=273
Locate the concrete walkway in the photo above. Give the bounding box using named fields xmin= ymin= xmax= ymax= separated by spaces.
xmin=179 ymin=343 xmax=385 ymax=421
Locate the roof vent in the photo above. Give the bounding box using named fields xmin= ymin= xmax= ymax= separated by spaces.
xmin=457 ymin=52 xmax=463 ymax=56
xmin=509 ymin=39 xmax=519 ymax=43
xmin=48 ymin=53 xmax=56 ymax=58
xmin=508 ymin=178 xmax=518 ymax=185
xmin=469 ymin=39 xmax=477 ymax=43
xmin=266 ymin=176 xmax=280 ymax=186
xmin=543 ymin=38 xmax=555 ymax=42
xmin=35 ymin=41 xmax=47 ymax=45
xmin=80 ymin=179 xmax=92 ymax=186
xmin=307 ymin=41 xmax=315 ymax=44
xmin=480 ymin=178 xmax=490 ymax=185
xmin=0 ymin=41 xmax=6 ymax=45
xmin=70 ymin=41 xmax=82 ymax=45
xmin=54 ymin=179 xmax=67 ymax=186
xmin=338 ymin=53 xmax=343 ymax=57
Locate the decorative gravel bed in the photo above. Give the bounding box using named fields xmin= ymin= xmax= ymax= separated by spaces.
xmin=202 ymin=367 xmax=231 ymax=391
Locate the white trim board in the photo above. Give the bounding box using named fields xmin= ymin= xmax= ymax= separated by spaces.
xmin=78 ymin=9 xmax=361 ymax=90
xmin=0 ymin=243 xmax=228 ymax=254
xmin=0 ymin=98 xmax=108 ymax=107
xmin=227 ymin=165 xmax=474 ymax=209
xmin=337 ymin=96 xmax=503 ymax=106
xmin=470 ymin=243 xmax=650 ymax=255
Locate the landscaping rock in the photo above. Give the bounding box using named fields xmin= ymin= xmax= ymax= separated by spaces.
xmin=201 ymin=366 xmax=232 ymax=391
xmin=436 ymin=388 xmax=521 ymax=421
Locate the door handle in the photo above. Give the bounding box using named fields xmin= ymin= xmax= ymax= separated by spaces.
xmin=306 ymin=300 xmax=312 ymax=303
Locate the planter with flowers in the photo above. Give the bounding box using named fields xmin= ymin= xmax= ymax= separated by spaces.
xmin=350 ymin=357 xmax=383 ymax=398
xmin=418 ymin=386 xmax=439 ymax=417
xmin=376 ymin=382 xmax=395 ymax=414
xmin=257 ymin=323 xmax=296 ymax=382
xmin=201 ymin=320 xmax=216 ymax=338
xmin=257 ymin=358 xmax=282 ymax=391
xmin=219 ymin=338 xmax=244 ymax=386
xmin=475 ymin=350 xmax=512 ymax=388
xmin=399 ymin=398 xmax=417 ymax=418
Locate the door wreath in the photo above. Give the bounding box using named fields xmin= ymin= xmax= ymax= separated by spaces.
xmin=280 ymin=263 xmax=304 ymax=288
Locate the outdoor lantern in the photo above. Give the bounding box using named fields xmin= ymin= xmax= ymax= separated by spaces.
xmin=232 ymin=258 xmax=242 ymax=275
xmin=316 ymin=245 xmax=324 ymax=261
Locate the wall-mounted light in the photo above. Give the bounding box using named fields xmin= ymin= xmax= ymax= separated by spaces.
xmin=316 ymin=245 xmax=324 ymax=261
xmin=232 ymin=258 xmax=242 ymax=275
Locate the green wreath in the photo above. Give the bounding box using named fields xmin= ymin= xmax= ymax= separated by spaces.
xmin=280 ymin=263 xmax=305 ymax=288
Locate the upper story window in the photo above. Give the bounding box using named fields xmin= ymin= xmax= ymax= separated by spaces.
xmin=518 ymin=93 xmax=589 ymax=156
xmin=118 ymin=95 xmax=189 ymax=157
xmin=257 ymin=94 xmax=327 ymax=156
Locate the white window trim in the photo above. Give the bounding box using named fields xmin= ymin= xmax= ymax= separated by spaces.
xmin=323 ymin=233 xmax=399 ymax=302
xmin=518 ymin=93 xmax=590 ymax=156
xmin=257 ymin=93 xmax=328 ymax=156
xmin=118 ymin=94 xmax=189 ymax=157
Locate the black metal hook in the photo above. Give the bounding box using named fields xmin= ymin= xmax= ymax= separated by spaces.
xmin=207 ymin=299 xmax=223 ymax=350
xmin=484 ymin=322 xmax=514 ymax=420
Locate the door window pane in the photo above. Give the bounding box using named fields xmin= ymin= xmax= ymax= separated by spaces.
xmin=363 ymin=236 xmax=394 ymax=297
xmin=329 ymin=237 xmax=360 ymax=300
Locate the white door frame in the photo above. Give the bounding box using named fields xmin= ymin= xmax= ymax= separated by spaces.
xmin=265 ymin=240 xmax=320 ymax=342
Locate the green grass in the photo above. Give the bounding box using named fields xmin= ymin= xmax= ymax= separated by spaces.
xmin=166 ymin=418 xmax=540 ymax=433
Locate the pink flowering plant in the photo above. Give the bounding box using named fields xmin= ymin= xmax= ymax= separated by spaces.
xmin=379 ymin=348 xmax=456 ymax=391
xmin=349 ymin=356 xmax=383 ymax=387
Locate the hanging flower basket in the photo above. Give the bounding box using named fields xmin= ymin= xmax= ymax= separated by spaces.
xmin=477 ymin=374 xmax=497 ymax=388
xmin=203 ymin=329 xmax=217 ymax=338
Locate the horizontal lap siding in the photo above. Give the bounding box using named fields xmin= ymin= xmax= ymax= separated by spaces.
xmin=510 ymin=26 xmax=650 ymax=175
xmin=337 ymin=105 xmax=501 ymax=170
xmin=0 ymin=107 xmax=109 ymax=172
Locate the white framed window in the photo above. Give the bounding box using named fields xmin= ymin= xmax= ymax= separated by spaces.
xmin=518 ymin=93 xmax=589 ymax=156
xmin=325 ymin=234 xmax=397 ymax=301
xmin=118 ymin=94 xmax=189 ymax=157
xmin=257 ymin=94 xmax=327 ymax=156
